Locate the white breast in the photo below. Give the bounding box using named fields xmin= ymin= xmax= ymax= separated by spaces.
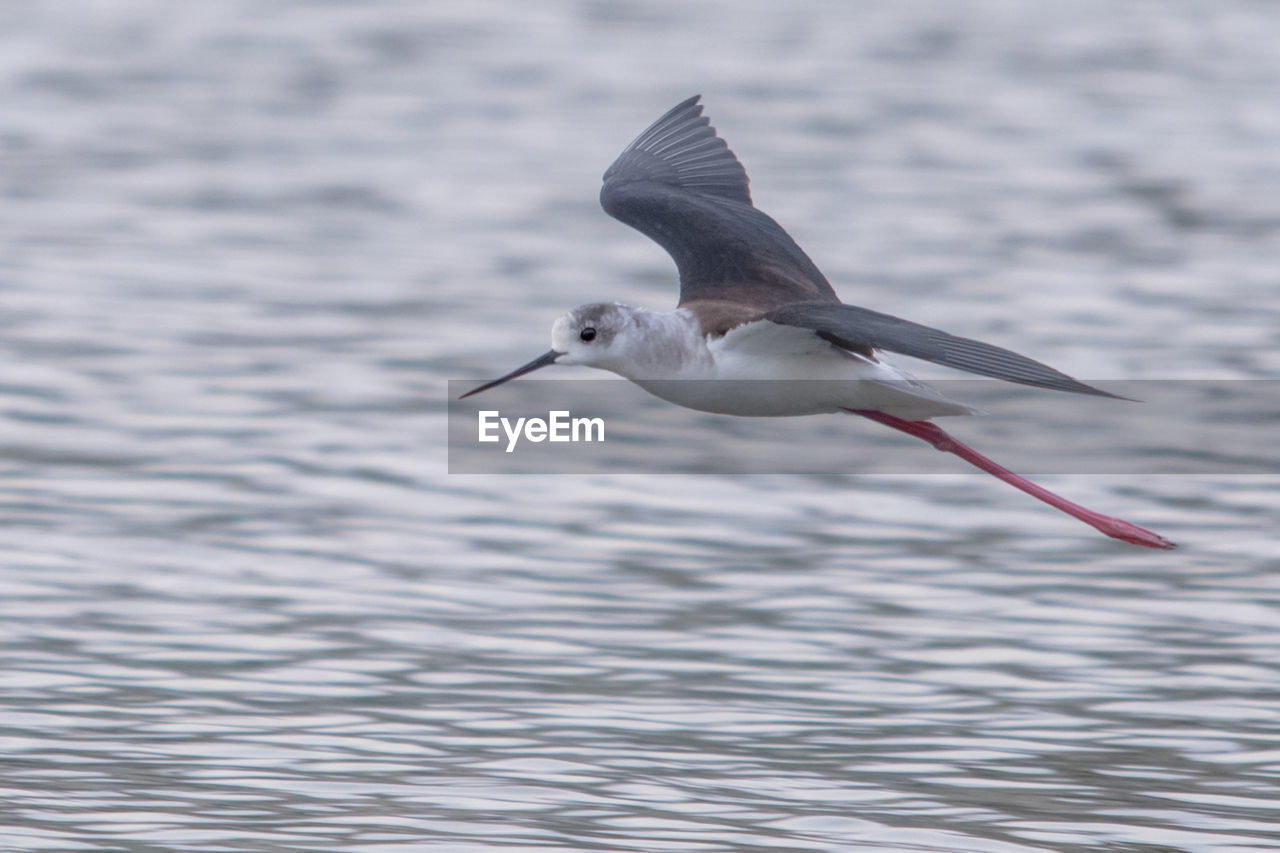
xmin=627 ymin=318 xmax=976 ymax=420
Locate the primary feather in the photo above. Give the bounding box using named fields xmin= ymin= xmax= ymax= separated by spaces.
xmin=766 ymin=303 xmax=1119 ymax=398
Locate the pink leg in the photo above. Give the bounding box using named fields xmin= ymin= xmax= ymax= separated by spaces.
xmin=844 ymin=409 xmax=1174 ymax=549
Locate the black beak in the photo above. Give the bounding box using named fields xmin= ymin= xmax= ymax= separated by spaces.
xmin=459 ymin=350 xmax=562 ymax=399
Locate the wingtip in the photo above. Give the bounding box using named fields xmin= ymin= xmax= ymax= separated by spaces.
xmin=601 ymin=92 xmax=754 ymax=209
xmin=1075 ymin=383 xmax=1140 ymax=403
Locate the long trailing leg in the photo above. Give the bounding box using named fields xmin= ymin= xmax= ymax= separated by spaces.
xmin=844 ymin=409 xmax=1174 ymax=549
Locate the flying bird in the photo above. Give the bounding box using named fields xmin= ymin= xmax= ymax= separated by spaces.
xmin=463 ymin=96 xmax=1173 ymax=549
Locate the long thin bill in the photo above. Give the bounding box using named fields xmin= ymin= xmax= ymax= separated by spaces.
xmin=459 ymin=350 xmax=562 ymax=399
xmin=844 ymin=408 xmax=1175 ymax=549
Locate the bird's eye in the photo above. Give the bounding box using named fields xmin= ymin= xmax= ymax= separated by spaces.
xmin=579 ymin=327 xmax=597 ymax=342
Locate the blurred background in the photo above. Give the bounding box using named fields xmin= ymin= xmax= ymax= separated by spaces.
xmin=2 ymin=1 xmax=1280 ymax=850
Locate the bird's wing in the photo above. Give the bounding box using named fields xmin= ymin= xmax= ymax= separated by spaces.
xmin=766 ymin=302 xmax=1120 ymax=398
xmin=600 ymin=95 xmax=839 ymax=314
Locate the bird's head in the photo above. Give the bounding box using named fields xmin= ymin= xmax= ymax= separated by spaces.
xmin=549 ymin=303 xmax=633 ymax=367
xmin=460 ymin=303 xmax=635 ymax=398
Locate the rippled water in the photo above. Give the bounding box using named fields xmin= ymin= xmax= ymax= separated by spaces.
xmin=3 ymin=1 xmax=1280 ymax=850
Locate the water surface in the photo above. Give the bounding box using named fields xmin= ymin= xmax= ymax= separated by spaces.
xmin=2 ymin=1 xmax=1280 ymax=850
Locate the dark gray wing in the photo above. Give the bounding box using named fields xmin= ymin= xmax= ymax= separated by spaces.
xmin=600 ymin=95 xmax=838 ymax=310
xmin=767 ymin=302 xmax=1120 ymax=398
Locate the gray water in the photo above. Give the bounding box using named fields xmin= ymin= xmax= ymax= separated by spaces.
xmin=3 ymin=1 xmax=1280 ymax=850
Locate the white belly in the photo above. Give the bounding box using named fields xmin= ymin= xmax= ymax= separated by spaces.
xmin=632 ymin=370 xmax=972 ymax=419
xmin=627 ymin=322 xmax=975 ymax=420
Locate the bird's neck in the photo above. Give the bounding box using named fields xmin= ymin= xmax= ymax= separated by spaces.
xmin=609 ymin=308 xmax=710 ymax=380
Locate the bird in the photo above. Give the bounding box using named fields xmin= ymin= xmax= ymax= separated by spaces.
xmin=462 ymin=95 xmax=1173 ymax=549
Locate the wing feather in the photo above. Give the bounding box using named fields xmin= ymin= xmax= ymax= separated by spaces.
xmin=600 ymin=96 xmax=838 ymax=310
xmin=766 ymin=302 xmax=1121 ymax=398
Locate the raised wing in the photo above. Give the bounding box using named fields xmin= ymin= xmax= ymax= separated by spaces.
xmin=766 ymin=302 xmax=1121 ymax=398
xmin=600 ymin=96 xmax=838 ymax=311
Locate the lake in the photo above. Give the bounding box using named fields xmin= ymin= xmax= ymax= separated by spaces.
xmin=2 ymin=1 xmax=1279 ymax=850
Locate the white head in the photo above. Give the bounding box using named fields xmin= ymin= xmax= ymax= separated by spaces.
xmin=460 ymin=303 xmax=640 ymax=398
xmin=549 ymin=303 xmax=637 ymax=368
